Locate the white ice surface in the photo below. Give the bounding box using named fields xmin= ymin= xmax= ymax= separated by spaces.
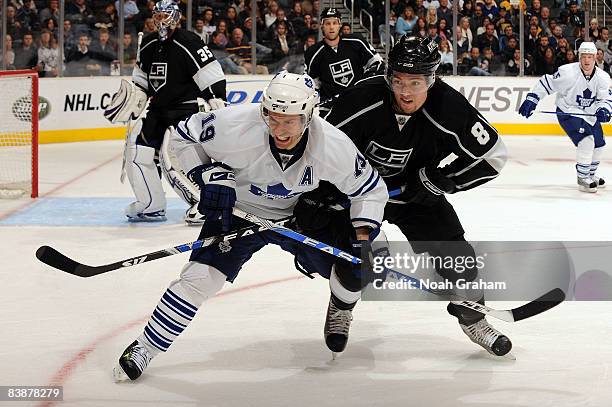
xmin=0 ymin=136 xmax=611 ymax=407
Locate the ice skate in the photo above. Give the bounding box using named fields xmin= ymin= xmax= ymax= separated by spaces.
xmin=324 ymin=297 xmax=353 ymax=356
xmin=125 ymin=202 xmax=167 ymax=222
xmin=577 ymin=176 xmax=597 ymax=193
xmin=113 ymin=340 xmax=153 ymax=382
xmin=592 ymin=176 xmax=606 ymax=188
xmin=460 ymin=318 xmax=513 ymax=357
xmin=184 ymin=203 xmax=205 ymax=225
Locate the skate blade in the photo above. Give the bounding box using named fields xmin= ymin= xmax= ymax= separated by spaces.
xmin=578 ymin=185 xmax=597 ymax=193
xmin=112 ymin=365 xmax=131 ymax=383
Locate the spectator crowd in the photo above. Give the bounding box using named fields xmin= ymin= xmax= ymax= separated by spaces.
xmin=1 ymin=0 xmax=611 ymax=76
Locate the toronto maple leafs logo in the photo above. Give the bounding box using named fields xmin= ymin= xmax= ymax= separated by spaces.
xmin=576 ymin=88 xmax=595 ymax=109
xmin=250 ymin=183 xmax=302 ymax=200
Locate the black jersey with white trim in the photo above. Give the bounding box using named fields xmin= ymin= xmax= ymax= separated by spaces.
xmin=133 ymin=29 xmax=226 ymax=110
xmin=323 ymin=76 xmax=507 ymax=192
xmin=304 ymin=34 xmax=382 ymax=100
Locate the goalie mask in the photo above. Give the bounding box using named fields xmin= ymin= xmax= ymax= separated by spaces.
xmin=153 ymin=0 xmax=181 ymax=41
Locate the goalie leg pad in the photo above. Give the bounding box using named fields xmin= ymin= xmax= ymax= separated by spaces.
xmin=125 ymin=144 xmax=167 ymax=221
xmin=104 ymin=79 xmax=148 ymax=124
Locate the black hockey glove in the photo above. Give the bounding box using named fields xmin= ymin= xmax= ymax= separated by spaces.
xmin=406 ymin=167 xmax=457 ymax=206
xmin=294 ymin=183 xmax=347 ymax=233
xmin=188 ymin=162 xmax=236 ymax=232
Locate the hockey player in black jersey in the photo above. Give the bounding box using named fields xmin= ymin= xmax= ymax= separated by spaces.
xmin=298 ymin=35 xmax=511 ymax=357
xmin=104 ymin=0 xmax=227 ymax=223
xmin=304 ymin=8 xmax=383 ymax=107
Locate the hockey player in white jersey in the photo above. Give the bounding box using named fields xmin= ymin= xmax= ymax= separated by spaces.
xmin=112 ymin=72 xmax=388 ymax=381
xmin=519 ymin=41 xmax=612 ymax=192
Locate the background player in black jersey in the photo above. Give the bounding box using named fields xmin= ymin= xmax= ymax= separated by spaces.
xmin=304 ymin=8 xmax=383 ymax=110
xmin=104 ymin=0 xmax=227 ymax=223
xmin=297 ymin=35 xmax=511 ymax=357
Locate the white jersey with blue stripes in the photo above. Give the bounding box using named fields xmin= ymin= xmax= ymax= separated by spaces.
xmin=531 ymin=62 xmax=612 ymax=126
xmin=173 ymin=103 xmax=387 ymax=228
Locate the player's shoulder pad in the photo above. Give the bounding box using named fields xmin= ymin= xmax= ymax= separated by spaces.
xmin=341 ymin=34 xmax=375 ymax=52
xmin=594 ymin=66 xmax=612 ymax=85
xmin=140 ymin=33 xmax=158 ymax=50
xmin=323 ymin=76 xmax=387 ymax=123
xmin=308 ymin=116 xmax=359 ymax=164
xmin=304 ymin=41 xmax=325 ymax=61
xmin=173 ymin=28 xmax=206 ymax=49
xmin=423 ymin=80 xmax=479 ymax=129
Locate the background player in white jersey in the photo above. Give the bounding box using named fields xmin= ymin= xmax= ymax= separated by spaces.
xmin=112 ymin=72 xmax=388 ymax=381
xmin=104 ymin=0 xmax=227 ymax=222
xmin=304 ymin=8 xmax=383 ymax=109
xmin=519 ymin=41 xmax=612 ymax=192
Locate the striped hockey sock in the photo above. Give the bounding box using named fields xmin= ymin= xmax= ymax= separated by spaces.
xmin=590 ymin=160 xmax=600 ymax=178
xmin=576 ymin=163 xmax=591 ymax=179
xmin=139 ymin=287 xmax=198 ymax=354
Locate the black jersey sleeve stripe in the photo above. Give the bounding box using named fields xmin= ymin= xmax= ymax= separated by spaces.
xmin=334 ymin=100 xmax=384 ymax=128
xmin=342 ymin=37 xmax=376 ymax=56
xmin=173 ymin=39 xmax=202 ymax=70
xmin=306 ymin=45 xmax=325 ymax=75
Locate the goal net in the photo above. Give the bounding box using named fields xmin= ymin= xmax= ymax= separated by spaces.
xmin=0 ymin=70 xmax=38 ymax=198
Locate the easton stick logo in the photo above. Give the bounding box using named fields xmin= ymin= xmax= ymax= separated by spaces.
xmin=122 ymin=256 xmax=148 ymax=267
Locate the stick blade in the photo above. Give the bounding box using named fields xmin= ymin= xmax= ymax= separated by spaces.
xmin=36 ymin=245 xmax=94 ymax=277
xmin=511 ymin=288 xmax=566 ymax=322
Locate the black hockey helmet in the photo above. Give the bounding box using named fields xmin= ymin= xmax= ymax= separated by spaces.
xmin=387 ymin=35 xmax=441 ymax=76
xmin=320 ymin=8 xmax=342 ymax=22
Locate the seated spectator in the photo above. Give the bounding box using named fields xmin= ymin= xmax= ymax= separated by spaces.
xmin=62 ymin=19 xmax=77 ymax=51
xmin=540 ymin=7 xmax=553 ymax=37
xmin=459 ymin=46 xmax=479 ymax=74
xmin=43 ymin=17 xmax=58 ymax=36
xmin=3 ymin=35 xmax=16 ymax=70
xmin=476 ymin=17 xmax=492 ymax=36
xmin=549 ymin=25 xmax=565 ymax=50
xmin=89 ymin=28 xmax=117 ymax=75
xmin=215 ymin=19 xmax=230 ymax=44
xmin=427 ymin=24 xmax=441 ymax=44
xmin=37 ymin=29 xmax=60 ymax=77
xmin=202 ymin=8 xmax=216 ymax=38
xmin=226 ymin=27 xmax=268 ymax=74
xmin=14 ymin=31 xmax=38 ymax=69
xmin=114 ymin=0 xmax=140 ymax=29
xmin=66 ymin=0 xmax=94 ymax=26
xmin=123 ymin=32 xmax=137 ymax=66
xmin=525 ymin=24 xmax=540 ymax=57
xmin=481 ymin=0 xmax=499 ymax=21
xmin=470 ymin=5 xmax=484 ymax=37
xmin=378 ymin=10 xmax=397 ymax=48
xmin=507 ymin=48 xmax=533 ymax=75
xmin=224 ymin=5 xmax=241 ymax=33
xmin=265 ymin=1 xmax=280 ymax=28
xmin=589 ymin=18 xmax=600 ymax=42
xmin=6 ymin=5 xmax=26 ymax=41
xmin=141 ymin=1 xmax=156 ymax=21
xmin=564 ymin=1 xmax=584 ymax=29
xmin=143 ymin=17 xmax=156 ymax=34
xmin=242 ymin=16 xmax=264 ymax=44
xmin=425 ymin=5 xmax=437 ymax=26
xmin=499 ymin=25 xmax=514 ymax=50
xmin=194 ymin=19 xmax=209 ymax=43
xmin=596 ymin=27 xmax=609 ymax=52
xmin=396 ymin=6 xmax=417 ymax=37
xmin=526 ymin=0 xmax=542 ymax=20
xmin=39 ymin=0 xmax=60 ymax=28
xmin=270 ymin=20 xmax=295 ymax=63
xmin=456 ymin=16 xmax=473 ymax=55
xmin=495 ymin=4 xmax=512 ymax=35
xmin=501 ymin=36 xmax=518 ymax=62
xmin=476 ymin=23 xmax=500 ymax=55
xmin=437 ymin=0 xmax=452 ymax=23
xmin=341 ymin=23 xmax=351 ymax=36
xmin=461 ymin=0 xmax=474 ymax=18
xmin=415 ymin=17 xmax=427 ymax=37
xmin=414 ymin=0 xmax=426 ymax=19
xmin=437 ymin=18 xmax=452 ymax=42
xmin=288 ymin=1 xmax=303 ymax=22
xmin=595 ymin=48 xmax=610 ymax=74
xmin=95 ymin=3 xmax=118 ymax=32
xmin=438 ymin=38 xmax=453 ymax=74
xmin=18 ymin=0 xmax=40 ymax=33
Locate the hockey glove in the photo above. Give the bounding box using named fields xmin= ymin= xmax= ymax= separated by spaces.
xmin=294 ymin=182 xmax=348 ymax=233
xmin=188 ymin=163 xmax=236 ymax=231
xmin=349 ymin=227 xmax=391 ymax=283
xmin=518 ymin=93 xmax=539 ymax=118
xmin=596 ymin=107 xmax=611 ymax=123
xmin=407 ymin=167 xmax=457 ymax=206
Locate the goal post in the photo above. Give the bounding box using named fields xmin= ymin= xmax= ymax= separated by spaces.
xmin=0 ymin=70 xmax=38 ymax=198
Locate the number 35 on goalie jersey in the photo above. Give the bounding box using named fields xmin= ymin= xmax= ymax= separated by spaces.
xmin=132 ymin=30 xmax=225 ymax=110
xmin=323 ymin=76 xmax=507 ymax=192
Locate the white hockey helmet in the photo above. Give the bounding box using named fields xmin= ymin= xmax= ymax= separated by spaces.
xmin=578 ymin=41 xmax=597 ymax=57
xmin=261 ymin=71 xmax=319 ymax=130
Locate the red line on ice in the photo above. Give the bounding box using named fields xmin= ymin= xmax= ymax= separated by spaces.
xmin=36 ymin=274 xmax=305 ymax=407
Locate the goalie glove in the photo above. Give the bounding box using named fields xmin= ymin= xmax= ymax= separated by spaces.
xmin=188 ymin=162 xmax=236 ymax=231
xmin=104 ymin=79 xmax=148 ymax=123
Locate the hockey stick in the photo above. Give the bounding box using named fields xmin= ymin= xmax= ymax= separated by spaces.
xmin=35 ymin=188 xmax=403 ymax=277
xmin=35 ymin=217 xmax=295 ymax=278
xmin=232 ymin=209 xmax=565 ymax=323
xmin=536 ymin=110 xmax=597 ymax=117
xmin=120 ymin=32 xmax=144 ymax=183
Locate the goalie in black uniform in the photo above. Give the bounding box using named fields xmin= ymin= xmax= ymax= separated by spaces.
xmin=298 ymin=35 xmax=511 ymax=357
xmin=104 ymin=0 xmax=227 ymax=223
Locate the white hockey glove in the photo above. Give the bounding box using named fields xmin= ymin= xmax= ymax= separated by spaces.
xmin=104 ymin=79 xmax=148 ymax=123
